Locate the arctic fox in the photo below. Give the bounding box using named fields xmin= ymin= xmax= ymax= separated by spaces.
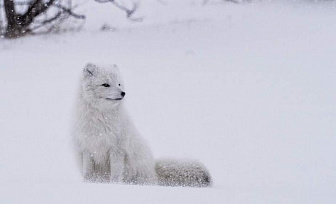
xmin=73 ymin=63 xmax=211 ymax=187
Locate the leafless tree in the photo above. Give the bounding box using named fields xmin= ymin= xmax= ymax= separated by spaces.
xmin=0 ymin=0 xmax=85 ymax=38
xmin=0 ymin=0 xmax=142 ymax=38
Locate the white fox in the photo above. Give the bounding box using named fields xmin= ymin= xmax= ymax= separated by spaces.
xmin=72 ymin=63 xmax=211 ymax=187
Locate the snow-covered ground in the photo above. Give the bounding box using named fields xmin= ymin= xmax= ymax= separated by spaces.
xmin=1 ymin=0 xmax=336 ymax=203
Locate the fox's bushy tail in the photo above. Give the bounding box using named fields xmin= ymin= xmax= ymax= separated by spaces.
xmin=155 ymin=159 xmax=212 ymax=187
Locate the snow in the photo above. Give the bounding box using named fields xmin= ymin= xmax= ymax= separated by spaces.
xmin=1 ymin=0 xmax=336 ymax=203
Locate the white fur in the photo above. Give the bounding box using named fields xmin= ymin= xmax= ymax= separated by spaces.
xmin=73 ymin=63 xmax=211 ymax=187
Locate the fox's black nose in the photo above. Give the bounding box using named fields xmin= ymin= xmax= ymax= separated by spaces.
xmin=121 ymin=92 xmax=126 ymax=97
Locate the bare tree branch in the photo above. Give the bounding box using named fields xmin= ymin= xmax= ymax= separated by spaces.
xmin=53 ymin=4 xmax=86 ymax=19
xmin=95 ymin=0 xmax=142 ymax=21
xmin=31 ymin=11 xmax=63 ymax=31
xmin=24 ymin=0 xmax=57 ymax=25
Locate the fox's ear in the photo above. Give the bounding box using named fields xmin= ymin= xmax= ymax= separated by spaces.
xmin=83 ymin=63 xmax=97 ymax=77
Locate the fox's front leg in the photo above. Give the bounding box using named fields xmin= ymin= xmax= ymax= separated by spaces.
xmin=109 ymin=150 xmax=125 ymax=183
xmin=82 ymin=151 xmax=94 ymax=182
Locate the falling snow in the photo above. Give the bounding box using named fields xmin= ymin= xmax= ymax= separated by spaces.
xmin=0 ymin=0 xmax=336 ymax=203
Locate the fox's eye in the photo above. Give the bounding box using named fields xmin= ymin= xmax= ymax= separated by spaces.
xmin=101 ymin=83 xmax=110 ymax=87
xmin=118 ymin=84 xmax=121 ymax=86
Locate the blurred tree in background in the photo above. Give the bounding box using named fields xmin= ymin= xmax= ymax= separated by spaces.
xmin=0 ymin=0 xmax=140 ymax=38
xmin=0 ymin=0 xmax=85 ymax=38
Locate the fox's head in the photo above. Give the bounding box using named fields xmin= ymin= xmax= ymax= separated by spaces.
xmin=81 ymin=63 xmax=125 ymax=110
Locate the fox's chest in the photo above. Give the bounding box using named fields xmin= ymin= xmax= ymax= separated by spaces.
xmin=79 ymin=116 xmax=123 ymax=154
